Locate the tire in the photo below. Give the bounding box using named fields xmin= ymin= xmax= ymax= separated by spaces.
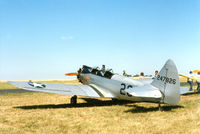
xmin=71 ymin=95 xmax=77 ymax=105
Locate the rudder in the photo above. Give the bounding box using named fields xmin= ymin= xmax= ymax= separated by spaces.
xmin=151 ymin=59 xmax=180 ymax=105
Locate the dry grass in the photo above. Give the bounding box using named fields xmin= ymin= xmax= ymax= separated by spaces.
xmin=0 ymin=78 xmax=200 ymax=134
xmin=0 ymin=82 xmax=20 ymax=90
xmin=0 ymin=92 xmax=200 ymax=134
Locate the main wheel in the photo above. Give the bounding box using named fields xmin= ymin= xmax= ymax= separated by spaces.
xmin=70 ymin=95 xmax=77 ymax=105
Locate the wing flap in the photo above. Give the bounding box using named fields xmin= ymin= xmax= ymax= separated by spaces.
xmin=8 ymin=81 xmax=101 ymax=97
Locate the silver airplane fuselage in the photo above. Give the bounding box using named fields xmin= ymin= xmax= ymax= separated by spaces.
xmin=80 ymin=73 xmax=161 ymax=103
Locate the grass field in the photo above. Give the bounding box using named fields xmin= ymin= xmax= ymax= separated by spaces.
xmin=0 ymin=78 xmax=200 ymax=134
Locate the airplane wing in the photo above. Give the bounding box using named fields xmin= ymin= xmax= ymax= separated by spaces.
xmin=180 ymin=87 xmax=188 ymax=95
xmin=192 ymin=70 xmax=200 ymax=73
xmin=179 ymin=74 xmax=200 ymax=81
xmin=8 ymin=81 xmax=104 ymax=98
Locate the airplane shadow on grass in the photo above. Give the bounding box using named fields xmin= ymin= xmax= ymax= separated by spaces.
xmin=14 ymin=98 xmax=184 ymax=113
xmin=14 ymin=98 xmax=133 ymax=109
xmin=182 ymin=91 xmax=200 ymax=96
xmin=124 ymin=104 xmax=184 ymax=113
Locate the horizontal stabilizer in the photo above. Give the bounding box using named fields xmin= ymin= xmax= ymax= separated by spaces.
xmin=125 ymin=85 xmax=162 ymax=98
xmin=180 ymin=87 xmax=189 ymax=95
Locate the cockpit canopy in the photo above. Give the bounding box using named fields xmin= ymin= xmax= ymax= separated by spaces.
xmin=81 ymin=65 xmax=92 ymax=73
xmin=81 ymin=65 xmax=114 ymax=79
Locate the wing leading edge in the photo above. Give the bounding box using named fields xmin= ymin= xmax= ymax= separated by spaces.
xmin=179 ymin=74 xmax=200 ymax=81
xmin=8 ymin=81 xmax=103 ymax=97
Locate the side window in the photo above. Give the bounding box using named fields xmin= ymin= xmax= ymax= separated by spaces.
xmin=97 ymin=71 xmax=104 ymax=76
xmin=104 ymin=71 xmax=114 ymax=79
xmin=82 ymin=66 xmax=92 ymax=73
xmin=91 ymin=69 xmax=98 ymax=74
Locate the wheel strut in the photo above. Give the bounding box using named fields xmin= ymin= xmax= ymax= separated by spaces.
xmin=158 ymin=103 xmax=163 ymax=111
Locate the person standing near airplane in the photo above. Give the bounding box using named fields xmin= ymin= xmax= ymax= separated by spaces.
xmin=123 ymin=70 xmax=128 ymax=77
xmin=153 ymin=70 xmax=158 ymax=79
xmin=188 ymin=71 xmax=193 ymax=91
xmin=196 ymin=72 xmax=200 ymax=92
xmin=139 ymin=72 xmax=144 ymax=79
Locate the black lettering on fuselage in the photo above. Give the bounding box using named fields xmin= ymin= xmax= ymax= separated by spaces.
xmin=156 ymin=75 xmax=176 ymax=84
xmin=120 ymin=83 xmax=133 ymax=97
xmin=120 ymin=83 xmax=126 ymax=95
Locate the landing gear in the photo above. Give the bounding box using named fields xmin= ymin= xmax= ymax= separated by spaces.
xmin=158 ymin=103 xmax=163 ymax=111
xmin=70 ymin=95 xmax=77 ymax=105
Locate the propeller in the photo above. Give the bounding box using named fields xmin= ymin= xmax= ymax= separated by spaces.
xmin=65 ymin=72 xmax=80 ymax=76
xmin=65 ymin=68 xmax=82 ymax=76
xmin=65 ymin=68 xmax=82 ymax=82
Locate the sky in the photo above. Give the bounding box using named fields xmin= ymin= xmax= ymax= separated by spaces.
xmin=0 ymin=0 xmax=200 ymax=80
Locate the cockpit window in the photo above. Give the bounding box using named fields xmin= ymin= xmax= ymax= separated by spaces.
xmin=97 ymin=70 xmax=104 ymax=76
xmin=104 ymin=71 xmax=114 ymax=79
xmin=81 ymin=65 xmax=114 ymax=79
xmin=91 ymin=69 xmax=98 ymax=74
xmin=81 ymin=65 xmax=92 ymax=74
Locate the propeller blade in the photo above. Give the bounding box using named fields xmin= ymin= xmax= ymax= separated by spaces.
xmin=65 ymin=73 xmax=80 ymax=76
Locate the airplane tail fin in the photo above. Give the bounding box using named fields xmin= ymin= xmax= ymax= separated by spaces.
xmin=151 ymin=59 xmax=180 ymax=105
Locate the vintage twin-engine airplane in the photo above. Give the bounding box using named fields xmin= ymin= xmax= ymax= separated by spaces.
xmin=9 ymin=59 xmax=188 ymax=109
